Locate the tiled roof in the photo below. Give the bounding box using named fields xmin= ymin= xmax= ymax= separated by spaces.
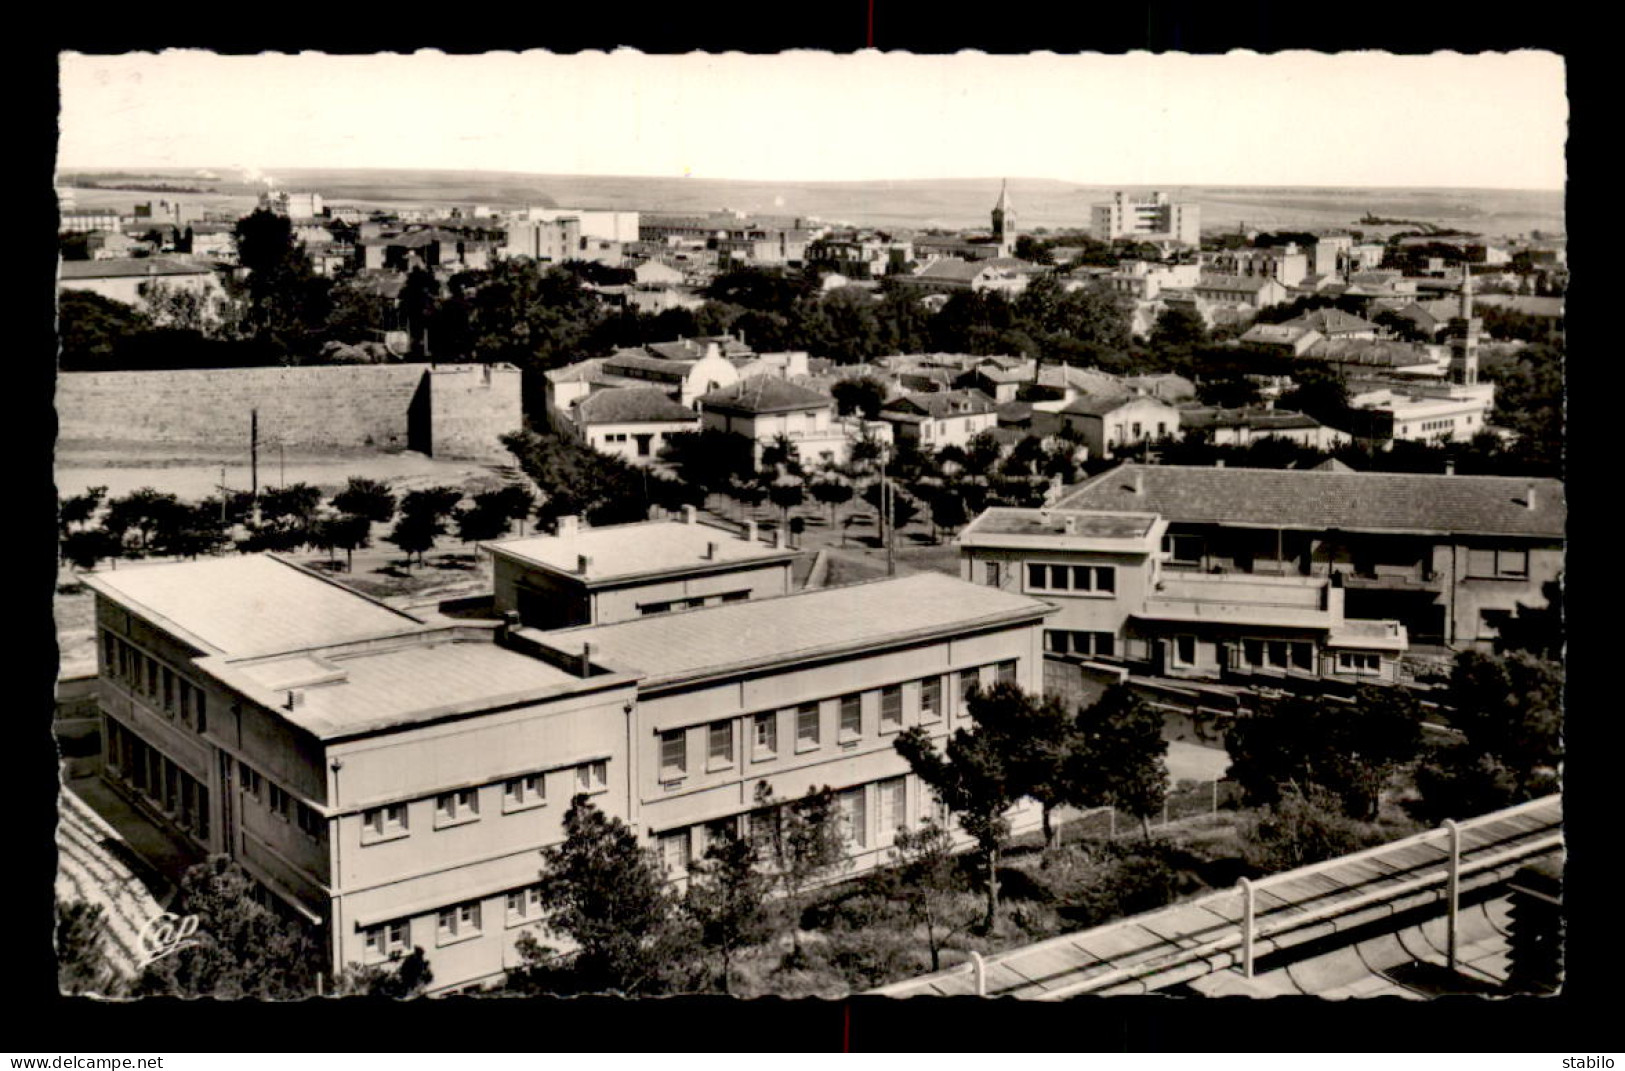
xmin=59 ymin=256 xmax=219 ymax=279
xmin=915 ymin=258 xmax=985 ymax=282
xmin=1281 ymin=308 xmax=1381 ymax=335
xmin=1056 ymin=463 xmax=1565 ymax=539
xmin=1302 ymin=339 xmax=1444 ymax=367
xmin=575 ymin=387 xmax=699 ymax=426
xmin=82 ymin=555 xmax=422 ymax=660
xmin=485 ymin=520 xmax=794 ymax=582
xmin=1475 ymin=295 xmax=1565 ymax=318
xmin=699 ymin=376 xmax=832 ymax=414
xmin=600 ymin=353 xmax=696 ymax=381
xmin=1178 ymin=407 xmax=1324 ymax=431
xmin=546 ymin=359 xmax=606 ymax=384
xmin=1059 ymin=393 xmax=1176 ymax=418
xmin=1240 ymin=323 xmax=1318 ymax=345
xmin=883 ymin=389 xmax=998 ymax=420
xmin=528 ymin=572 xmax=1052 ymax=687
xmin=1194 ymin=274 xmax=1274 ymax=293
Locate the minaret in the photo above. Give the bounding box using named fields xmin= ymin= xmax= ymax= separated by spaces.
xmin=991 ymin=179 xmax=1016 ymax=258
xmin=1451 ymin=260 xmax=1481 ymax=386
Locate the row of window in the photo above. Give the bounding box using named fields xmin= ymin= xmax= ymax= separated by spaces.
xmin=362 ymin=883 xmax=549 ymax=964
xmin=102 ymin=632 xmax=208 ymax=733
xmin=1044 ymin=630 xmax=1117 ymax=658
xmin=236 ymin=758 xmax=324 ymax=842
xmin=358 ymin=761 xmax=609 ymax=845
xmin=106 ymin=720 xmax=211 ymax=843
xmin=655 ymin=663 xmax=1016 ymax=783
xmin=1025 ymin=563 xmax=1116 ymax=596
xmin=656 ymin=776 xmax=918 ymax=876
xmin=639 ymin=590 xmax=749 ymax=616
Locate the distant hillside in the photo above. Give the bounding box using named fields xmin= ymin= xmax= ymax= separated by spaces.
xmin=64 ymin=168 xmax=1566 ymax=239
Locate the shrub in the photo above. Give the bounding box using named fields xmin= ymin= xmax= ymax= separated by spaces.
xmin=1242 ymin=786 xmax=1380 ymax=872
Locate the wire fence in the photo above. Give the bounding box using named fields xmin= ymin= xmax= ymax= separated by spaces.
xmin=1064 ymin=778 xmax=1247 ymax=842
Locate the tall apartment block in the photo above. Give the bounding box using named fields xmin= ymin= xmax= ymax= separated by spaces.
xmin=1091 ymin=191 xmax=1201 ymax=246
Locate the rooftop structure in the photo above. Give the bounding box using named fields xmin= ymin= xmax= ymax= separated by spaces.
xmin=522 ymin=570 xmax=1053 ymax=691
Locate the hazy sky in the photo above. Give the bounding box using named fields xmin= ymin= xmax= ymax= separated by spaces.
xmin=58 ymin=50 xmax=1567 ymax=189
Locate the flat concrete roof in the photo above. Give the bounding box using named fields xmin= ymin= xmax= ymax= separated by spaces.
xmin=84 ymin=555 xmax=424 ymax=659
xmin=524 ymin=571 xmax=1053 ymax=688
xmin=962 ymin=508 xmax=1160 ymax=542
xmin=231 ymin=636 xmax=591 ymax=740
xmin=483 ymin=520 xmax=797 ymax=584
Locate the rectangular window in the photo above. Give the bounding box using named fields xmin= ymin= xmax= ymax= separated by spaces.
xmin=753 ymin=712 xmax=778 ymax=756
xmin=1267 ymin=640 xmax=1289 ymax=669
xmin=1243 ymin=638 xmax=1264 ymax=667
xmin=195 ymin=690 xmax=207 ymax=733
xmin=984 ymin=561 xmax=1000 ymax=587
xmin=1292 ymin=642 xmax=1315 ymax=672
xmin=1026 ymin=562 xmax=1116 ymax=595
xmin=162 ymin=668 xmax=174 ymax=714
xmin=506 ymin=885 xmax=544 ymax=926
xmin=708 ymin=720 xmax=735 ymax=769
xmin=838 ymin=787 xmax=868 ymax=848
xmin=877 ymin=777 xmax=907 ymax=840
xmin=1174 ymin=636 xmax=1197 ymax=667
xmin=839 ymin=694 xmax=863 ymax=741
xmin=363 ymin=803 xmax=408 ymax=841
xmin=797 ymin=703 xmax=821 ymax=749
xmin=659 ymin=829 xmax=691 ymax=875
xmin=959 ymin=668 xmax=980 ymax=709
xmin=364 ymin=920 xmax=410 ymax=964
xmin=880 ymin=686 xmax=903 ymax=733
xmin=996 ymin=660 xmax=1017 ymax=686
xmin=1338 ymin=651 xmax=1381 ymax=675
xmin=660 ymin=730 xmax=687 ymax=780
xmin=576 ymin=760 xmax=608 ymax=794
xmin=268 ymin=784 xmax=290 ymax=822
xmin=295 ymin=802 xmax=323 ymax=840
xmin=240 ymin=762 xmax=261 ymax=802
xmin=438 ymin=900 xmax=482 ymax=944
xmin=504 ymin=773 xmax=546 ymax=812
xmin=919 ymin=676 xmax=943 ymax=722
xmin=435 ymin=788 xmax=479 ymax=826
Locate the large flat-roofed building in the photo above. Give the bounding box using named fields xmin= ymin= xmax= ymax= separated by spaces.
xmin=1091 ymin=191 xmax=1201 ymax=246
xmin=83 ymin=552 xmax=1054 ymax=994
xmin=484 ymin=512 xmax=799 ymax=630
xmin=84 ymin=554 xmax=644 ymax=995
xmin=1036 ymin=463 xmax=1564 ymax=653
xmin=519 ymin=571 xmax=1055 ymax=880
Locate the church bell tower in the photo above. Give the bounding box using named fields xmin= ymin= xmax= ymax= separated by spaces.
xmin=991 ymin=180 xmax=1016 ymax=258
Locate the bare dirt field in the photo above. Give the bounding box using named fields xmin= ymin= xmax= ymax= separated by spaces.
xmin=54 ymin=440 xmax=509 ymax=500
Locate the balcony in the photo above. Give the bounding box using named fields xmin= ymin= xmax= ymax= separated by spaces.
xmin=1142 ymin=573 xmax=1338 ymax=630
xmin=1334 ymin=566 xmax=1443 ymax=592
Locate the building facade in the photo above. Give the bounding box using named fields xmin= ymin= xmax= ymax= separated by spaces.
xmin=1091 ymin=191 xmax=1201 ymax=246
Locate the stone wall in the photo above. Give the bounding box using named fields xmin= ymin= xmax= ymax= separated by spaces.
xmin=56 ymin=363 xmax=523 ymax=461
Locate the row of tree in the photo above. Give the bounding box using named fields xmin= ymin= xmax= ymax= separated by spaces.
xmin=57 ymin=477 xmax=538 ymax=573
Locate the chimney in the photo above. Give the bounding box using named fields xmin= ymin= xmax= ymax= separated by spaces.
xmin=1445 ymin=459 xmax=1455 ymax=477
xmin=1132 ymin=471 xmax=1144 ymax=495
xmin=579 ymin=642 xmax=593 ymax=678
xmin=774 ymin=527 xmax=787 ymax=549
xmin=1526 ymin=485 xmax=1537 ymax=511
xmin=557 ymin=515 xmax=580 ymax=537
xmin=500 ymin=609 xmax=521 ymax=640
xmin=284 ymin=689 xmax=304 ymax=711
xmin=577 ymin=554 xmax=592 ymax=575
xmin=705 ymin=540 xmax=718 ymax=560
xmin=683 ymin=504 xmax=698 ymax=525
xmin=1064 ymin=515 xmax=1079 ymax=535
xmin=746 ymin=520 xmax=759 ymax=543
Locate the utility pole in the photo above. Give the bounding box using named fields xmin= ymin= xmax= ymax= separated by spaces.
xmin=250 ymin=408 xmax=261 ymax=527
